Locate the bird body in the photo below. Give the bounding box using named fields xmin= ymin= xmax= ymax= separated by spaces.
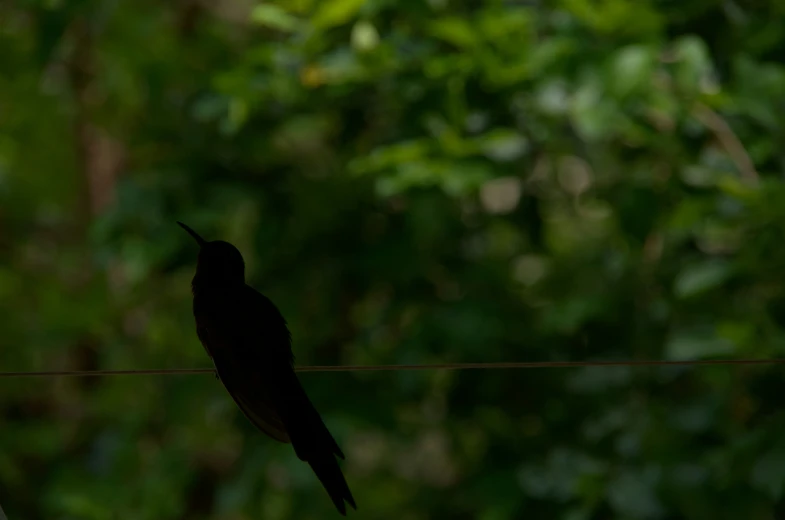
xmin=178 ymin=222 xmax=355 ymax=515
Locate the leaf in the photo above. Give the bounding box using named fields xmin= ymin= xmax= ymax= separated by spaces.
xmin=673 ymin=259 xmax=732 ymax=298
xmin=429 ymin=17 xmax=479 ymax=49
xmin=312 ymin=0 xmax=366 ymax=29
xmin=666 ymin=331 xmax=736 ymax=361
xmin=607 ymin=469 xmax=664 ymax=519
xmin=251 ymin=5 xmax=302 ymax=32
xmin=478 ymin=129 xmax=529 ymax=162
xmin=571 ymin=77 xmax=618 ymax=140
xmin=751 ymin=444 xmax=785 ymax=499
xmin=610 ymin=44 xmax=655 ymax=97
xmin=351 ymin=20 xmax=379 ymax=52
xmin=674 ymin=36 xmax=715 ymax=94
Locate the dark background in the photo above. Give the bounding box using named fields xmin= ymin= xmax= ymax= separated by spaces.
xmin=2 ymin=0 xmax=785 ymax=518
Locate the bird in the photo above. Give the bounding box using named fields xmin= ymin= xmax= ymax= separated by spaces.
xmin=177 ymin=221 xmax=356 ymax=515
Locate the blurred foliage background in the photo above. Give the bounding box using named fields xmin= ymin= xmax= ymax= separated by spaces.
xmin=2 ymin=0 xmax=785 ymax=518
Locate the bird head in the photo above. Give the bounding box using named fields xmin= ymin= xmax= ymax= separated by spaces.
xmin=178 ymin=221 xmax=245 ymax=284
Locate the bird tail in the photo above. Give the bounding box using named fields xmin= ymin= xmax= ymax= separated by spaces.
xmin=308 ymin=451 xmax=357 ymax=515
xmin=273 ymin=369 xmax=356 ymax=515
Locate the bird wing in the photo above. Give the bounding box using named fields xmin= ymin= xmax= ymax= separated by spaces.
xmin=198 ymin=286 xmax=355 ymax=514
xmin=213 ymin=341 xmax=291 ymax=443
xmin=195 ymin=299 xmax=290 ymax=443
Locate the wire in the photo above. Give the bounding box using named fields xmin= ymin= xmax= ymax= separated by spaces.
xmin=0 ymin=358 xmax=784 ymax=378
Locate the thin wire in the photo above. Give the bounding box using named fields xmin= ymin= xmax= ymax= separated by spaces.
xmin=0 ymin=358 xmax=784 ymax=378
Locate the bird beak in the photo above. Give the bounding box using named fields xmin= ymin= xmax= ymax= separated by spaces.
xmin=177 ymin=221 xmax=207 ymax=246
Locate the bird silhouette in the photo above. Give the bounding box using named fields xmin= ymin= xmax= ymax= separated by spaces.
xmin=178 ymin=221 xmax=356 ymax=515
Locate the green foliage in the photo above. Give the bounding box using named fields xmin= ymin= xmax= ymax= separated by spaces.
xmin=1 ymin=0 xmax=785 ymax=518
